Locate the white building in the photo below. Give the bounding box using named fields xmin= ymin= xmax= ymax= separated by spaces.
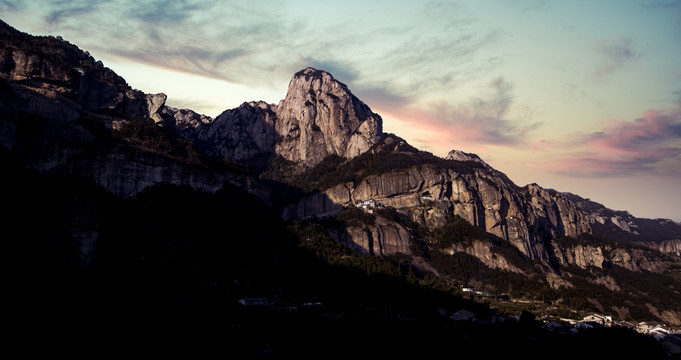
xmin=358 ymin=200 xmax=376 ymax=208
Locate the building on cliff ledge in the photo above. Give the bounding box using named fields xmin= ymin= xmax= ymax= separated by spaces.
xmin=357 ymin=200 xmax=382 ymax=212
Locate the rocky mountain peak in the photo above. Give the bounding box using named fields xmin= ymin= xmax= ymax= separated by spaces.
xmin=177 ymin=67 xmax=383 ymax=167
xmin=446 ymin=149 xmax=489 ymax=166
xmin=274 ymin=67 xmax=383 ymax=166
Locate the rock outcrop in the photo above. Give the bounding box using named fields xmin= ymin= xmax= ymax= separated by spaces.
xmin=651 ymin=239 xmax=681 ymax=257
xmin=67 ymin=144 xmax=267 ymax=200
xmin=274 ymin=68 xmax=383 ymax=165
xmin=193 ymin=101 xmax=277 ymax=161
xmin=161 ymin=106 xmax=213 ymax=138
xmin=445 ymin=149 xmax=490 ymax=167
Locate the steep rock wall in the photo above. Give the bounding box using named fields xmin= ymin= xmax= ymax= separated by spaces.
xmin=298 ymin=164 xmax=591 ymax=263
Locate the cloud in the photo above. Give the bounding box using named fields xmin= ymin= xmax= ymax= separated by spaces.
xmin=43 ymin=0 xmax=106 ymax=25
xmin=1 ymin=0 xmax=506 ymax=98
xmin=376 ymin=77 xmax=542 ymax=154
xmin=593 ymin=38 xmax=638 ymax=82
xmin=429 ymin=77 xmax=541 ymax=146
xmin=534 ymin=102 xmax=681 ymax=176
xmin=295 ymin=57 xmax=359 ymax=83
xmin=0 ymin=0 xmax=25 ymax=11
xmin=125 ymin=0 xmax=215 ymax=25
xmin=355 ymin=86 xmax=413 ymax=111
xmin=1 ymin=0 xmax=298 ymax=85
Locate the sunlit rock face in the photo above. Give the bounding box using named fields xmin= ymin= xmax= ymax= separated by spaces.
xmin=274 ymin=67 xmax=383 ymax=166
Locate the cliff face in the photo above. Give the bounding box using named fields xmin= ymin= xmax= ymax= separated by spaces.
xmin=290 ymin=148 xmax=591 ymax=265
xmin=549 ymin=241 xmax=671 ymax=272
xmin=653 ymin=239 xmax=681 ymax=257
xmin=274 ymin=68 xmax=383 ymax=165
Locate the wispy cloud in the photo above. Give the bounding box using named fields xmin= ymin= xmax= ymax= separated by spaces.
xmin=2 ymin=0 xmax=299 ymax=85
xmin=374 ymin=77 xmax=542 ymax=153
xmin=1 ymin=0 xmax=505 ymax=98
xmin=593 ymin=38 xmax=638 ymax=82
xmin=295 ymin=57 xmax=359 ymax=83
xmin=431 ymin=77 xmax=541 ymax=146
xmin=0 ymin=0 xmax=25 ymax=11
xmin=43 ymin=0 xmax=106 ymax=25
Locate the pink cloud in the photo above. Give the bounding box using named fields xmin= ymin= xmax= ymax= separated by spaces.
xmin=530 ymin=152 xmax=677 ymax=177
xmin=370 ymin=77 xmax=541 ymax=154
xmin=535 ymin=102 xmax=681 ymax=177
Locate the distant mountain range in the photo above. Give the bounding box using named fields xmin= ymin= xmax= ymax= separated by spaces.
xmin=1 ymin=17 xmax=680 ymax=334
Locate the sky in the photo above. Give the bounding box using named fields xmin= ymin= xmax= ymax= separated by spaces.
xmin=1 ymin=0 xmax=680 ymax=221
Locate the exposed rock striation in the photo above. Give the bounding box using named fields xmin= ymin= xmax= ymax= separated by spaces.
xmin=274 ymin=68 xmax=383 ymax=165
xmin=290 ymin=149 xmax=591 ymax=265
xmin=652 ymin=239 xmax=681 ymax=257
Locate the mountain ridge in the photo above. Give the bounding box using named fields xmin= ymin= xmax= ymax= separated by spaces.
xmin=1 ymin=19 xmax=680 ymax=327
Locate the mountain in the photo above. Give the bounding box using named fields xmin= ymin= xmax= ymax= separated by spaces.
xmin=180 ymin=67 xmax=383 ymax=167
xmin=1 ymin=18 xmax=680 ymax=339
